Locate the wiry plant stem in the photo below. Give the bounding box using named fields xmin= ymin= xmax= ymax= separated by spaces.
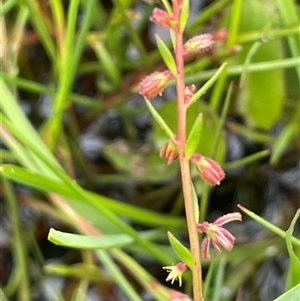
xmin=173 ymin=1 xmax=203 ymax=300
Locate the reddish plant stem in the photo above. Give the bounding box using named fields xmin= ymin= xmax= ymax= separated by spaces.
xmin=173 ymin=2 xmax=203 ymax=301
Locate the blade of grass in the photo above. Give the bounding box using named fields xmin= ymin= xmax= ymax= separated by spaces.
xmin=237 ymin=204 xmax=300 ymax=247
xmin=22 ymin=0 xmax=56 ymax=62
xmin=211 ymin=81 xmax=232 ymax=159
xmin=42 ymin=0 xmax=80 ymax=149
xmin=203 ymin=259 xmax=216 ymax=300
xmin=109 ymin=249 xmax=169 ymax=301
xmin=0 ymin=113 xmax=174 ymax=263
xmin=189 ymin=63 xmax=227 ymax=106
xmin=0 ymin=0 xmax=17 ymax=15
xmin=1 ymin=78 xmax=178 ymax=263
xmin=212 ymin=256 xmax=227 ymax=301
xmin=72 ymin=0 xmax=97 ymax=76
xmin=3 ymin=178 xmax=31 ymax=301
xmin=184 ymin=57 xmax=300 ymax=85
xmin=49 ymin=0 xmax=66 ymax=56
xmin=111 ymin=0 xmax=149 ymax=70
xmin=0 ymin=164 xmax=184 ymax=227
xmin=10 ymin=4 xmax=29 ymax=64
xmin=223 ymin=149 xmax=270 ymax=170
xmin=96 ymin=250 xmax=143 ymax=301
xmin=186 ymin=0 xmax=231 ymax=35
xmin=48 ymin=228 xmax=137 ymax=249
xmin=210 ymin=0 xmax=242 ymax=110
xmin=0 ymin=72 xmax=102 ymax=108
xmin=0 ymin=79 xmax=60 ymax=169
xmin=274 ymin=0 xmax=300 ymax=80
xmin=285 ymin=210 xmax=300 ymax=290
xmin=270 ymin=107 xmax=299 ymax=165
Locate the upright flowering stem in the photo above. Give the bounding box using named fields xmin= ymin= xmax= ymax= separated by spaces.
xmin=173 ymin=1 xmax=203 ymax=300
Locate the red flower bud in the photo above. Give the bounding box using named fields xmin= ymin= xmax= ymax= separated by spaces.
xmin=139 ymin=70 xmax=173 ymax=99
xmin=182 ymin=34 xmax=215 ymax=55
xmin=160 ymin=140 xmax=179 ymax=165
xmin=150 ymin=8 xmax=176 ymax=29
xmin=191 ymin=153 xmax=225 ymax=185
xmin=184 ymin=84 xmax=196 ymax=104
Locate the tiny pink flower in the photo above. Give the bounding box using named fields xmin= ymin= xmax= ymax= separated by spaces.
xmin=184 ymin=85 xmax=196 ymax=104
xmin=182 ymin=34 xmax=215 ymax=55
xmin=139 ymin=70 xmax=173 ymax=99
xmin=191 ymin=153 xmax=225 ymax=186
xmin=197 ymin=212 xmax=242 ymax=259
xmin=150 ymin=8 xmax=176 ymax=29
xmin=162 ymin=262 xmax=187 ymax=287
xmin=160 ymin=140 xmax=179 ymax=164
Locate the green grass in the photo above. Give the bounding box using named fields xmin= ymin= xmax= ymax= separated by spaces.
xmin=1 ymin=0 xmax=299 ymax=300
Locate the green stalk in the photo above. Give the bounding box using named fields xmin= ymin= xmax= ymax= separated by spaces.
xmin=0 ymin=289 xmax=9 ymax=301
xmin=43 ymin=0 xmax=80 ymax=149
xmin=95 ymin=250 xmax=143 ymax=301
xmin=173 ymin=2 xmax=203 ymax=300
xmin=0 ymin=0 xmax=17 ymax=15
xmin=209 ymin=0 xmax=243 ymax=110
xmin=23 ymin=0 xmax=56 ymax=63
xmin=3 ymin=178 xmax=31 ymax=301
xmin=49 ymin=0 xmax=66 ymax=57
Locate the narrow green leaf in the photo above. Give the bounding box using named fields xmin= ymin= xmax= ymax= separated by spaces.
xmin=145 ymin=100 xmax=175 ymax=140
xmin=211 ymin=81 xmax=232 ymax=159
xmin=23 ymin=0 xmax=56 ymax=62
xmin=72 ymin=0 xmax=97 ymax=77
xmin=285 ymin=210 xmax=300 ymax=290
xmin=48 ymin=228 xmax=134 ymax=249
xmin=203 ymin=259 xmax=216 ymax=300
xmin=274 ymin=0 xmax=300 ymax=80
xmin=161 ymin=0 xmax=172 ymax=13
xmin=167 ymin=231 xmax=194 ymax=268
xmin=212 ymin=256 xmax=227 ymax=301
xmin=273 ymin=283 xmax=300 ymax=301
xmin=189 ymin=63 xmax=227 ymax=106
xmin=154 ymin=100 xmax=226 ymax=162
xmin=270 ymin=110 xmax=299 ymax=165
xmin=191 ymin=182 xmax=199 ymax=223
xmin=223 ymin=149 xmax=270 ymax=170
xmin=44 ymin=263 xmax=110 ymax=281
xmin=155 ymin=34 xmax=176 ymax=74
xmin=186 ymin=113 xmax=203 ymax=158
xmin=0 ymin=0 xmax=17 ymax=15
xmin=237 ymin=204 xmax=300 ymax=247
xmin=0 ymin=164 xmax=184 ymax=227
xmin=180 ymin=0 xmax=190 ymax=32
xmin=88 ymin=35 xmax=121 ymax=87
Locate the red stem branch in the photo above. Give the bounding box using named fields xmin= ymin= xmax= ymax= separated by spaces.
xmin=173 ymin=1 xmax=203 ymax=300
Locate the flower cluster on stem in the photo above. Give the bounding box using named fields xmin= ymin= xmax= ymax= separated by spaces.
xmin=139 ymin=1 xmax=241 ymax=300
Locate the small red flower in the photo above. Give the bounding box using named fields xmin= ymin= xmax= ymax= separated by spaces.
xmin=197 ymin=212 xmax=242 ymax=259
xmin=160 ymin=140 xmax=179 ymax=164
xmin=150 ymin=8 xmax=176 ymax=29
xmin=182 ymin=34 xmax=215 ymax=55
xmin=162 ymin=262 xmax=187 ymax=287
xmin=191 ymin=153 xmax=225 ymax=186
xmin=139 ymin=70 xmax=173 ymax=99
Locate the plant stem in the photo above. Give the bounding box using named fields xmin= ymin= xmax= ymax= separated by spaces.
xmin=173 ymin=2 xmax=203 ymax=300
